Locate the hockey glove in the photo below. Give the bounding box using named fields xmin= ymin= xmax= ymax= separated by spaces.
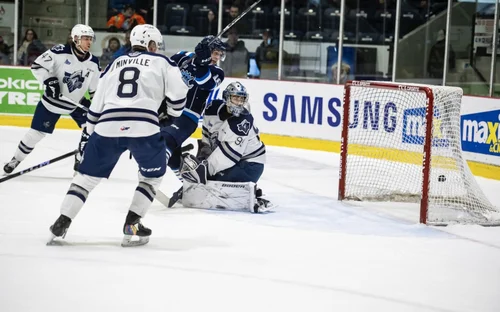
xmin=77 ymin=127 xmax=90 ymax=160
xmin=194 ymin=42 xmax=212 ymax=67
xmin=44 ymin=77 xmax=60 ymax=99
xmin=80 ymin=97 xmax=91 ymax=109
xmin=180 ymin=153 xmax=207 ymax=184
xmin=197 ymin=142 xmax=212 ymax=161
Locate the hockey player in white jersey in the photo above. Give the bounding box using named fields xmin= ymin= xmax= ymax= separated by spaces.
xmin=180 ymin=82 xmax=272 ymax=213
xmin=3 ymin=24 xmax=100 ymax=175
xmin=47 ymin=24 xmax=188 ymax=246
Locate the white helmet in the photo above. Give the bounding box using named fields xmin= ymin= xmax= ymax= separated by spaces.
xmin=71 ymin=24 xmax=95 ymax=43
xmin=130 ymin=24 xmax=164 ymax=52
xmin=71 ymin=24 xmax=95 ymax=53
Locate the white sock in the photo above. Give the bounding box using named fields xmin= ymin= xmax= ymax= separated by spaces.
xmin=60 ymin=173 xmax=101 ymax=219
xmin=14 ymin=129 xmax=46 ymax=161
xmin=60 ymin=184 xmax=89 ymax=220
xmin=129 ymin=182 xmax=156 ymax=218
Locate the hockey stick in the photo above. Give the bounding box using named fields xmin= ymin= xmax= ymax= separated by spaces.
xmin=212 ymin=0 xmax=262 ymax=43
xmin=181 ymin=0 xmax=262 ymax=68
xmin=155 ymin=143 xmax=195 ymax=208
xmin=0 ymin=150 xmax=78 ymax=183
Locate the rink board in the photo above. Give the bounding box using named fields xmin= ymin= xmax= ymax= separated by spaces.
xmin=0 ymin=66 xmax=499 ymax=180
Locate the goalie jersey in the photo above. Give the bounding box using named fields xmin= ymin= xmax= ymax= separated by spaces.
xmin=202 ymin=99 xmax=266 ymax=176
xmin=31 ymin=44 xmax=100 ymax=115
xmin=87 ymin=51 xmax=188 ymax=138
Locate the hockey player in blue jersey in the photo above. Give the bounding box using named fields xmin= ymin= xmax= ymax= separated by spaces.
xmin=180 ymin=82 xmax=273 ymax=213
xmin=159 ymin=35 xmax=225 ymax=180
xmin=2 ymin=24 xmax=100 ymax=175
xmin=47 ymin=24 xmax=188 ymax=246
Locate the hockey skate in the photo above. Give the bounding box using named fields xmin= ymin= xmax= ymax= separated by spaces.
xmin=47 ymin=215 xmax=72 ymax=245
xmin=253 ymin=186 xmax=275 ymax=213
xmin=253 ymin=197 xmax=274 ymax=213
xmin=3 ymin=157 xmax=20 ymax=175
xmin=121 ymin=211 xmax=151 ymax=247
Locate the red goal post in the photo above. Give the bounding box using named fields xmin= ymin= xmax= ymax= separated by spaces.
xmin=338 ymin=80 xmax=500 ymax=225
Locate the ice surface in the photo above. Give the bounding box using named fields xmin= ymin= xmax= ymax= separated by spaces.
xmin=1 ymin=126 xmax=499 ymax=312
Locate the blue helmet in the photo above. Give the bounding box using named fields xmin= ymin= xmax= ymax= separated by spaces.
xmin=223 ymin=81 xmax=250 ymax=117
xmin=200 ymin=35 xmax=226 ymax=61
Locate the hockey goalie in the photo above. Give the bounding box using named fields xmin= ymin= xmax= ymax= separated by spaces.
xmin=179 ymin=82 xmax=273 ymax=213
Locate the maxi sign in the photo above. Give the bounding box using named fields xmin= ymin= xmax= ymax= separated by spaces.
xmin=0 ymin=66 xmax=43 ymax=114
xmin=461 ymin=110 xmax=500 ymax=156
xmin=402 ymin=107 xmax=449 ymax=147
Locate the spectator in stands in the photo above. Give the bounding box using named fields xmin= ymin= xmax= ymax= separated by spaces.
xmin=416 ymin=0 xmax=430 ymax=16
xmin=0 ymin=35 xmax=11 ymax=65
xmin=108 ymin=0 xmax=151 ymax=22
xmin=100 ymin=37 xmax=121 ymax=68
xmin=331 ymin=62 xmax=352 ymax=84
xmin=112 ymin=29 xmax=132 ymax=60
xmin=225 ymin=5 xmax=248 ymax=35
xmin=107 ymin=4 xmax=146 ymax=32
xmin=220 ymin=28 xmax=249 ymax=78
xmin=17 ymin=29 xmax=46 ymax=66
xmin=66 ymin=30 xmax=73 ymax=45
xmin=427 ymin=29 xmax=456 ymax=79
xmin=255 ymin=29 xmax=279 ymax=72
xmin=205 ymin=10 xmax=218 ymax=36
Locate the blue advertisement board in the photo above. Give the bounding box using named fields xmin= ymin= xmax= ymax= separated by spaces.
xmin=461 ymin=110 xmax=500 ymax=156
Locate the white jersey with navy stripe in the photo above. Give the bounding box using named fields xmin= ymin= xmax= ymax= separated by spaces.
xmin=87 ymin=51 xmax=188 ymax=138
xmin=202 ymin=100 xmax=266 ymax=176
xmin=31 ymin=44 xmax=100 ymax=115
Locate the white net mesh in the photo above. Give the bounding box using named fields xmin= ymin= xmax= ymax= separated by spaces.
xmin=342 ymin=82 xmax=500 ymax=225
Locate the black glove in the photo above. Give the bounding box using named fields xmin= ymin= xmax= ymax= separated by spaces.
xmin=44 ymin=77 xmax=60 ymax=99
xmin=80 ymin=98 xmax=91 ymax=108
xmin=78 ymin=127 xmax=90 ymax=159
xmin=194 ymin=42 xmax=212 ymax=67
xmin=197 ymin=142 xmax=212 ymax=161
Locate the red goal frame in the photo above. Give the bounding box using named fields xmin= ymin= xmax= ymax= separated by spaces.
xmin=338 ymin=81 xmax=435 ymax=224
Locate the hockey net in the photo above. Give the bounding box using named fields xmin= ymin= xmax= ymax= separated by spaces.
xmin=338 ymin=81 xmax=500 ymax=225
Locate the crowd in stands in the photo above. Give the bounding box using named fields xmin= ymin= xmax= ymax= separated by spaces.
xmin=4 ymin=0 xmax=454 ymax=80
xmin=103 ymin=0 xmax=454 ymax=42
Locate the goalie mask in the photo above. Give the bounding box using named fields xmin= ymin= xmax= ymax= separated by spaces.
xmin=71 ymin=24 xmax=95 ymax=54
xmin=130 ymin=24 xmax=164 ymax=53
xmin=223 ymin=82 xmax=250 ymax=117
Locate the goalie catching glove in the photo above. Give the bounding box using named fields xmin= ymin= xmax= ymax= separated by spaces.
xmin=180 ymin=153 xmax=207 ymax=184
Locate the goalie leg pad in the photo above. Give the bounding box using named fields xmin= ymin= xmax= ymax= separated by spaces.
xmin=182 ymin=180 xmax=256 ymax=212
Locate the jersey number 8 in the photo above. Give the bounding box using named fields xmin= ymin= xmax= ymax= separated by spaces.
xmin=117 ymin=67 xmax=140 ymax=98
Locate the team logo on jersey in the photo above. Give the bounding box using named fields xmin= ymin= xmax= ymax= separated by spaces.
xmin=120 ymin=126 xmax=130 ymax=131
xmin=237 ymin=119 xmax=251 ymax=135
xmin=63 ymin=71 xmax=85 ymax=92
xmin=180 ymin=69 xmax=195 ymax=89
xmin=65 ymin=59 xmax=71 ymax=65
xmin=42 ymin=53 xmax=52 ymax=62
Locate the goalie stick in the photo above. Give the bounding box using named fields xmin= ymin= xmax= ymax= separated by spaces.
xmin=0 ymin=150 xmax=78 ymax=183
